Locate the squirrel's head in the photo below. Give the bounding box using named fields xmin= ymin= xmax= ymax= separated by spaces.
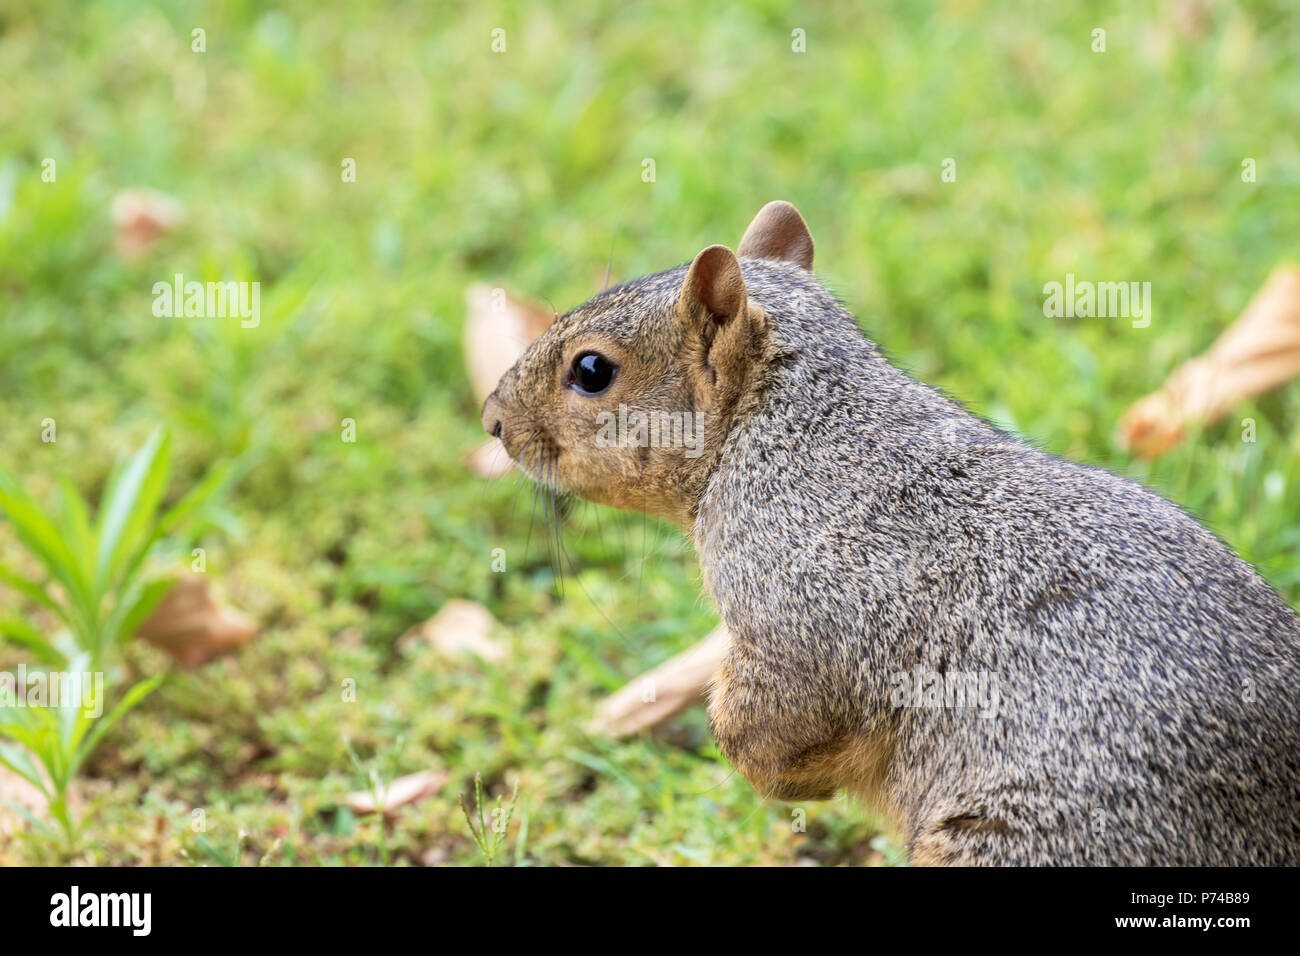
xmin=481 ymin=201 xmax=815 ymax=528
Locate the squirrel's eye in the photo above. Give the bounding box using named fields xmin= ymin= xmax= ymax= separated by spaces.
xmin=570 ymin=352 xmax=617 ymax=396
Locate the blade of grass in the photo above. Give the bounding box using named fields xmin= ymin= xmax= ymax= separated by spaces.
xmin=0 ymin=563 xmax=62 ymax=616
xmin=93 ymin=427 xmax=170 ymax=602
xmin=158 ymin=460 xmax=234 ymax=536
xmin=0 ymin=798 xmax=56 ymax=838
xmin=0 ymin=467 xmax=96 ymax=627
xmin=0 ymin=742 xmax=51 ymax=798
xmin=55 ymin=476 xmax=95 ymax=584
xmin=69 ymin=674 xmax=164 ymax=778
xmin=104 ymin=575 xmax=175 ymax=649
xmin=0 ymin=615 xmax=66 ymax=666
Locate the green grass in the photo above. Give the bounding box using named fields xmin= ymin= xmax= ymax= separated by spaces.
xmin=0 ymin=0 xmax=1297 ymax=865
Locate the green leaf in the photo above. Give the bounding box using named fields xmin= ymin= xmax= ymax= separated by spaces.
xmin=195 ymin=835 xmax=237 ymax=867
xmin=69 ymin=674 xmax=164 ymax=778
xmin=0 ymin=798 xmax=56 ymax=838
xmin=0 ymin=466 xmax=94 ymax=622
xmin=0 ymin=562 xmax=61 ymax=615
xmin=0 ymin=615 xmax=65 ymax=666
xmin=0 ymin=711 xmax=60 ymax=792
xmin=55 ymin=476 xmax=95 ymax=583
xmin=93 ymin=427 xmax=170 ymax=601
xmin=159 ymin=460 xmax=234 ymax=537
xmin=0 ymin=742 xmax=50 ymax=798
xmin=105 ymin=575 xmax=176 ymax=648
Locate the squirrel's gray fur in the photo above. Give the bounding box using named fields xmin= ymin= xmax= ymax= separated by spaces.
xmin=702 ymin=257 xmax=1300 ymax=864
xmin=483 ymin=204 xmax=1300 ymax=865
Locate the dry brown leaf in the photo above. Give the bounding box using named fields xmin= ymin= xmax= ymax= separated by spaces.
xmin=463 ymin=284 xmax=554 ymax=479
xmin=136 ymin=577 xmax=258 ymax=667
xmin=403 ymin=599 xmax=505 ymax=663
xmin=1173 ymin=0 xmax=1211 ymax=39
xmin=111 ymin=188 xmax=184 ymax=261
xmin=1118 ymin=266 xmax=1300 ymax=459
xmin=466 ymin=436 xmax=516 ymax=479
xmin=590 ymin=625 xmax=730 ymax=736
xmin=344 ymin=769 xmax=448 ymax=816
xmin=464 ymin=283 xmax=554 ymax=405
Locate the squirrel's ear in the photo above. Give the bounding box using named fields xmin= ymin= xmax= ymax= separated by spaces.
xmin=680 ymin=244 xmax=747 ymax=323
xmin=737 ymin=201 xmax=814 ymax=270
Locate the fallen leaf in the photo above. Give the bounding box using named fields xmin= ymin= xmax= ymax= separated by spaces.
xmin=1118 ymin=266 xmax=1300 ymax=459
xmin=1173 ymin=0 xmax=1211 ymax=39
xmin=466 ymin=436 xmax=516 ymax=479
xmin=111 ymin=188 xmax=185 ymax=261
xmin=136 ymin=577 xmax=258 ymax=667
xmin=420 ymin=846 xmax=452 ymax=866
xmin=403 ymin=599 xmax=506 ymax=663
xmin=344 ymin=769 xmax=448 ymax=816
xmin=463 ymin=283 xmax=553 ymax=405
xmin=591 ymin=625 xmax=730 ymax=736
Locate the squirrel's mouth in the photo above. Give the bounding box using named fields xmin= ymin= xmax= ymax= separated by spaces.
xmin=505 ymin=426 xmax=563 ymax=490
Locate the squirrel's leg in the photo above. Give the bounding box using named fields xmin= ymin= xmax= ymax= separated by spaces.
xmin=909 ymin=813 xmax=1022 ymax=866
xmin=708 ymin=637 xmax=882 ymax=803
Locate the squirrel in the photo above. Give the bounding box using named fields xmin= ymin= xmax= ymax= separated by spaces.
xmin=481 ymin=201 xmax=1300 ymax=865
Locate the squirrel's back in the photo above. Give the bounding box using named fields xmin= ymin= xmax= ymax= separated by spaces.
xmin=700 ymin=257 xmax=1300 ymax=865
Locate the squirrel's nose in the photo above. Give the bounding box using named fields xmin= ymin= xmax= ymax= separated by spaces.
xmin=481 ymin=395 xmax=504 ymax=440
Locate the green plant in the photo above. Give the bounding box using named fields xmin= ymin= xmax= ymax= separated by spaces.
xmin=0 ymin=657 xmax=161 ymax=850
xmin=343 ymin=736 xmax=394 ymax=867
xmin=186 ymin=829 xmax=281 ymax=867
xmin=0 ymin=427 xmax=230 ymax=848
xmin=459 ymin=773 xmax=519 ymax=867
xmin=0 ymin=427 xmax=230 ymax=667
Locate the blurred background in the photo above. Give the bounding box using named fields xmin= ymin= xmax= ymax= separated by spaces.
xmin=0 ymin=0 xmax=1297 ymax=865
